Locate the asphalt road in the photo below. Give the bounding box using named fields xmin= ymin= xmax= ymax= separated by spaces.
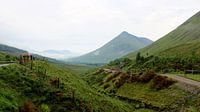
xmin=0 ymin=64 xmax=11 ymax=67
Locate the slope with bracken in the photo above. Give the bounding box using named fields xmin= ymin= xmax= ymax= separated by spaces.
xmin=84 ymin=60 xmax=200 ymax=111
xmin=0 ymin=54 xmax=136 ymax=111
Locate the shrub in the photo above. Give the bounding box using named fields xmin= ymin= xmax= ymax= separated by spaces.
xmin=98 ymin=81 xmax=104 ymax=86
xmin=114 ymin=73 xmax=130 ymax=88
xmin=127 ymin=74 xmax=139 ymax=83
xmin=150 ymin=75 xmax=176 ymax=90
xmin=105 ymin=73 xmax=120 ymax=82
xmin=94 ymin=69 xmax=104 ymax=75
xmin=139 ymin=71 xmax=156 ymax=83
xmin=40 ymin=104 xmax=50 ymax=112
xmin=127 ymin=71 xmax=156 ymax=83
xmin=114 ymin=80 xmax=123 ymax=88
xmin=20 ymin=101 xmax=39 ymax=112
xmin=103 ymin=84 xmax=110 ymax=89
xmin=112 ymin=79 xmax=116 ymax=83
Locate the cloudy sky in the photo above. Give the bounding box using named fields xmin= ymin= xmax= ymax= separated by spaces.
xmin=0 ymin=0 xmax=200 ymax=54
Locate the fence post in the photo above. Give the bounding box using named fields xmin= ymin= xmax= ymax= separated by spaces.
xmin=57 ymin=78 xmax=60 ymax=88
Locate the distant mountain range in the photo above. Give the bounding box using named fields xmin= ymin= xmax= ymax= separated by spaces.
xmin=0 ymin=44 xmax=62 ymax=63
xmin=0 ymin=44 xmax=27 ymax=56
xmin=67 ymin=31 xmax=153 ymax=64
xmin=32 ymin=50 xmax=80 ymax=60
xmin=125 ymin=11 xmax=200 ymax=59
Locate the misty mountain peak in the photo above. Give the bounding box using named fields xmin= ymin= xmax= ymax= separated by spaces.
xmin=118 ymin=31 xmax=137 ymax=39
xmin=119 ymin=31 xmax=131 ymax=36
xmin=121 ymin=31 xmax=129 ymax=34
xmin=68 ymin=31 xmax=153 ymax=63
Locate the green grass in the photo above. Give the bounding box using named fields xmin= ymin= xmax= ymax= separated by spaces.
xmin=0 ymin=52 xmax=18 ymax=62
xmin=0 ymin=61 xmax=135 ymax=111
xmin=133 ymin=109 xmax=156 ymax=112
xmin=0 ymin=84 xmax=23 ymax=111
xmin=117 ymin=83 xmax=187 ymax=109
xmin=57 ymin=63 xmax=96 ymax=75
xmin=84 ymin=68 xmax=200 ymax=111
xmin=44 ymin=62 xmax=133 ymax=111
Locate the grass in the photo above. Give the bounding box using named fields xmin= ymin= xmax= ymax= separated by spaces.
xmin=0 ymin=61 xmax=135 ymax=111
xmin=117 ymin=83 xmax=188 ymax=109
xmin=133 ymin=109 xmax=156 ymax=112
xmin=0 ymin=52 xmax=18 ymax=62
xmin=84 ymin=68 xmax=200 ymax=111
xmin=0 ymin=84 xmax=23 ymax=111
xmin=44 ymin=62 xmax=133 ymax=111
xmin=57 ymin=63 xmax=96 ymax=75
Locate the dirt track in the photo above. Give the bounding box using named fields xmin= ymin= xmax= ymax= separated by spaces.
xmin=161 ymin=74 xmax=200 ymax=94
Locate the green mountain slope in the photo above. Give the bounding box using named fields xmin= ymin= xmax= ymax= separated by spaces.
xmin=0 ymin=44 xmax=27 ymax=56
xmin=0 ymin=60 xmax=136 ymax=111
xmin=0 ymin=52 xmax=18 ymax=62
xmin=84 ymin=67 xmax=200 ymax=111
xmin=68 ymin=31 xmax=152 ymax=64
xmin=126 ymin=11 xmax=200 ymax=59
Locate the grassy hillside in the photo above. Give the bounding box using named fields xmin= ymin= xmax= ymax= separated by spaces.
xmin=83 ymin=12 xmax=200 ymax=111
xmin=0 ymin=60 xmax=141 ymax=111
xmin=84 ymin=67 xmax=200 ymax=111
xmin=56 ymin=63 xmax=97 ymax=75
xmin=126 ymin=11 xmax=200 ymax=59
xmin=0 ymin=52 xmax=18 ymax=62
xmin=75 ymin=11 xmax=200 ymax=111
xmin=68 ymin=31 xmax=152 ymax=64
xmin=0 ymin=44 xmax=27 ymax=56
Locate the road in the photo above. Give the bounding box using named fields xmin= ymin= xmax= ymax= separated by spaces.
xmin=0 ymin=63 xmax=11 ymax=67
xmin=161 ymin=74 xmax=200 ymax=87
xmin=161 ymin=74 xmax=200 ymax=94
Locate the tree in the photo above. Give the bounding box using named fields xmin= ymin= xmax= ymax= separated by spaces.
xmin=136 ymin=52 xmax=141 ymax=63
xmin=5 ymin=55 xmax=11 ymax=61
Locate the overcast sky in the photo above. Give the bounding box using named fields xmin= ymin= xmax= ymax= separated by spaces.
xmin=0 ymin=0 xmax=200 ymax=54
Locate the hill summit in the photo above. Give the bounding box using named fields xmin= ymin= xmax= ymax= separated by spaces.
xmin=68 ymin=31 xmax=153 ymax=64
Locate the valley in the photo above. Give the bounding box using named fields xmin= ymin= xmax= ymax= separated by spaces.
xmin=0 ymin=1 xmax=200 ymax=112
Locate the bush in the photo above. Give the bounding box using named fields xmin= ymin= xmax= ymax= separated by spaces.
xmin=94 ymin=69 xmax=104 ymax=75
xmin=105 ymin=73 xmax=120 ymax=82
xmin=150 ymin=75 xmax=176 ymax=90
xmin=127 ymin=74 xmax=140 ymax=83
xmin=103 ymin=84 xmax=110 ymax=89
xmin=114 ymin=73 xmax=130 ymax=88
xmin=139 ymin=71 xmax=156 ymax=83
xmin=40 ymin=104 xmax=50 ymax=112
xmin=20 ymin=101 xmax=39 ymax=112
xmin=127 ymin=71 xmax=156 ymax=83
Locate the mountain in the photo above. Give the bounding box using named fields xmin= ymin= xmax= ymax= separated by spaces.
xmin=68 ymin=31 xmax=153 ymax=64
xmin=0 ymin=44 xmax=27 ymax=56
xmin=33 ymin=50 xmax=80 ymax=60
xmin=0 ymin=43 xmax=62 ymax=63
xmin=126 ymin=11 xmax=200 ymax=59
